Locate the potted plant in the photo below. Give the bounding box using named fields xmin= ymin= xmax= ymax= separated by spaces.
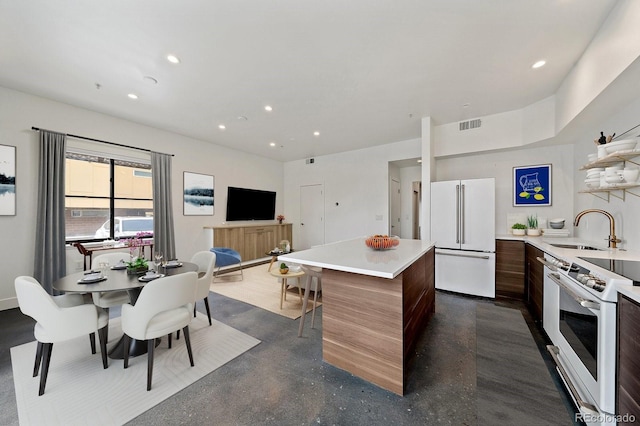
xmin=511 ymin=223 xmax=527 ymax=236
xmin=277 ymin=214 xmax=285 ymax=224
xmin=526 ymin=214 xmax=540 ymax=236
xmin=279 ymin=262 xmax=289 ymax=274
xmin=125 ymin=232 xmax=150 ymax=274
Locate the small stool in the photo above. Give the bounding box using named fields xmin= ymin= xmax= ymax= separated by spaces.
xmin=269 ymin=269 xmax=305 ymax=309
xmin=299 ymin=265 xmax=322 ymax=337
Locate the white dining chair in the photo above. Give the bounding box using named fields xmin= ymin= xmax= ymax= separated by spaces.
xmin=121 ymin=271 xmax=198 ymax=391
xmin=91 ymin=253 xmax=132 ymax=341
xmin=14 ymin=276 xmax=109 ymax=396
xmin=190 ymin=250 xmax=216 ymax=325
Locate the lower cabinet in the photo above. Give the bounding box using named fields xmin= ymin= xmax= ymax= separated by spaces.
xmin=211 ymin=223 xmax=292 ymax=262
xmin=525 ymin=243 xmax=544 ymax=322
xmin=495 ymin=240 xmax=525 ymax=300
xmin=617 ymin=294 xmax=640 ymax=423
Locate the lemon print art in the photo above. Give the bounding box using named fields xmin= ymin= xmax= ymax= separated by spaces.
xmin=514 ymin=165 xmax=551 ymax=206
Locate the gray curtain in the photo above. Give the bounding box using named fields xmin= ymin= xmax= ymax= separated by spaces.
xmin=34 ymin=131 xmax=67 ymax=294
xmin=151 ymin=152 xmax=176 ymax=260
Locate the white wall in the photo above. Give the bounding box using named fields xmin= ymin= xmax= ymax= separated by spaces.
xmin=283 ymin=138 xmax=421 ymax=248
xmin=572 ymin=96 xmax=640 ymax=251
xmin=0 ymin=86 xmax=284 ymax=309
xmin=435 ymin=144 xmax=575 ymax=236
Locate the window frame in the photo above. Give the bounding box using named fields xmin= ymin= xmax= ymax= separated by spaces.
xmin=64 ymin=152 xmax=153 ymax=244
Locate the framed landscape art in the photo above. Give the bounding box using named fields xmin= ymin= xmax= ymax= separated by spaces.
xmin=0 ymin=144 xmax=16 ymax=216
xmin=183 ymin=172 xmax=214 ymax=215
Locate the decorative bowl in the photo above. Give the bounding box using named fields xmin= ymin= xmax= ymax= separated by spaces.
xmin=279 ymin=268 xmax=289 ymax=275
xmin=549 ymin=219 xmax=565 ymax=229
xmin=365 ymin=235 xmax=400 ymax=250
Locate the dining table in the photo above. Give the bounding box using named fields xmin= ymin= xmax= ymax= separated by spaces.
xmin=53 ymin=261 xmax=199 ymax=359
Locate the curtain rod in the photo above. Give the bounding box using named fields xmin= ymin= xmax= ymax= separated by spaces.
xmin=31 ymin=126 xmax=174 ymax=157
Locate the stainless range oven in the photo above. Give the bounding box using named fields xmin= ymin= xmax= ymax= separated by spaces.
xmin=538 ymin=254 xmax=631 ymax=425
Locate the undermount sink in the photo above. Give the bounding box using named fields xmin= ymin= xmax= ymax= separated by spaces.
xmin=548 ymin=243 xmax=604 ymax=251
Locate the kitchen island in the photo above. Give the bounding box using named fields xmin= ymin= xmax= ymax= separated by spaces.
xmin=279 ymin=238 xmax=435 ymax=395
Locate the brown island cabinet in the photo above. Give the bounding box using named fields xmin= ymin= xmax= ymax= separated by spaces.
xmin=279 ymin=237 xmax=435 ymax=396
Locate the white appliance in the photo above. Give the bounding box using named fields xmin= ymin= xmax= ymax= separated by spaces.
xmin=430 ymin=178 xmax=495 ymax=298
xmin=538 ymin=254 xmax=634 ymax=425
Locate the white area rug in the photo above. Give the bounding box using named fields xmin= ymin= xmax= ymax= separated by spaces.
xmin=11 ymin=313 xmax=260 ymax=425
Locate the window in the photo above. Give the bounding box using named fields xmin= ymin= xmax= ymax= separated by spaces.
xmin=64 ymin=152 xmax=153 ymax=242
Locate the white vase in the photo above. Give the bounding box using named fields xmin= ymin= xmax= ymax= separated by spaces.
xmin=527 ymin=229 xmax=541 ymax=236
xmin=512 ymin=229 xmax=526 ymax=236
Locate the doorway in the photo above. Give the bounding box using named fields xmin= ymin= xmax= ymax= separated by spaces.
xmin=299 ymin=184 xmax=325 ymax=250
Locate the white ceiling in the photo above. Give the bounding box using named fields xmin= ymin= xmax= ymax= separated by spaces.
xmin=0 ymin=1 xmax=618 ymax=162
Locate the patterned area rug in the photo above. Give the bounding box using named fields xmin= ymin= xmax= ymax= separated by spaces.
xmin=11 ymin=313 xmax=260 ymax=426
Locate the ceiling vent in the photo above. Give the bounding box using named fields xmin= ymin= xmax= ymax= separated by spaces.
xmin=459 ymin=119 xmax=482 ymax=131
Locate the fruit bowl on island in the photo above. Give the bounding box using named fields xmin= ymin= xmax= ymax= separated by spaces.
xmin=365 ymin=235 xmax=400 ymax=250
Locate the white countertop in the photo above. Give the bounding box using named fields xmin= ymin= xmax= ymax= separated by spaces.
xmin=497 ymin=234 xmax=640 ymax=303
xmin=278 ymin=237 xmax=435 ymax=279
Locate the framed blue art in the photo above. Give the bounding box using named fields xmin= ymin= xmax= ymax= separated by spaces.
xmin=513 ymin=164 xmax=551 ymax=206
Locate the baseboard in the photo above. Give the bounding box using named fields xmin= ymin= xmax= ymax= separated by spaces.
xmin=0 ymin=296 xmax=19 ymax=311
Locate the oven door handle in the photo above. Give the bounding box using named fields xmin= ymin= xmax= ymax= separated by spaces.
xmin=536 ymin=256 xmax=558 ymax=271
xmin=547 ymin=345 xmax=601 ymax=417
xmin=547 ymin=273 xmax=601 ymax=311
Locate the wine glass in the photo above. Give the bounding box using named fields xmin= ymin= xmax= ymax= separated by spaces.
xmin=154 ymin=251 xmax=163 ymax=273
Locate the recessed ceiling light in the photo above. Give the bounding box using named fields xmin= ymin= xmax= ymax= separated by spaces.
xmin=313 ymin=131 xmax=320 ymax=136
xmin=127 ymin=93 xmax=138 ymax=100
xmin=167 ymin=54 xmax=180 ymax=64
xmin=532 ymin=60 xmax=546 ymax=69
xmin=218 ymin=124 xmax=226 ymax=130
xmin=264 ymin=105 xmax=273 ymax=112
xmin=269 ymin=142 xmax=276 ymax=147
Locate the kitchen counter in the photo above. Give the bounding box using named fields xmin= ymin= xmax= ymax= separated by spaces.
xmin=279 ymin=238 xmax=436 ymax=395
xmin=278 ymin=237 xmax=435 ymax=278
xmin=497 ymin=234 xmax=640 ymax=303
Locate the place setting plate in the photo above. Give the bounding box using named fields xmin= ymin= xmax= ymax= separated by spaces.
xmin=138 ymin=272 xmax=165 ymax=282
xmin=77 ymin=273 xmax=107 ymax=284
xmin=163 ymin=260 xmax=183 ymax=269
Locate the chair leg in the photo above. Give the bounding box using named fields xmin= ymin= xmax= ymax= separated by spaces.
xmin=311 ymin=284 xmax=319 ymax=329
xmin=123 ymin=334 xmax=130 ymax=369
xmin=89 ymin=332 xmax=96 ymax=354
xmin=98 ymin=325 xmax=109 ymax=369
xmin=176 ymin=330 xmax=180 ymax=340
xmin=33 ymin=341 xmax=43 ymax=377
xmin=204 ymin=296 xmax=212 ymax=326
xmin=182 ymin=326 xmax=195 ymax=367
xmin=168 ymin=332 xmax=172 ymax=349
xmin=146 ymin=339 xmax=155 ymax=391
xmin=193 ymin=303 xmax=197 ymax=318
xmin=38 ymin=343 xmax=53 ymax=396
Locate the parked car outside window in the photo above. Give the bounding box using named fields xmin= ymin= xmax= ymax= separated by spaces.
xmin=94 ymin=216 xmax=153 ymax=239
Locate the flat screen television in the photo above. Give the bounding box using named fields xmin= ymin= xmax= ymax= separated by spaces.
xmin=226 ymin=186 xmax=276 ymax=221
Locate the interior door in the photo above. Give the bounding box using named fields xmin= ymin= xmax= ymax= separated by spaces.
xmin=299 ymin=184 xmax=324 ymax=250
xmin=389 ymin=178 xmax=401 ymax=237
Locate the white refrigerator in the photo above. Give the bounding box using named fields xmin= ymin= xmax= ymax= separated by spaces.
xmin=430 ymin=178 xmax=495 ymax=298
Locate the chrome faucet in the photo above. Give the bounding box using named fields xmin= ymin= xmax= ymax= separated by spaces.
xmin=573 ymin=209 xmax=620 ymax=248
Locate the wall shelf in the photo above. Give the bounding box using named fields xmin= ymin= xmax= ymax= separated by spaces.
xmin=579 ymin=148 xmax=640 ymax=201
xmin=579 ymin=149 xmax=640 ymax=170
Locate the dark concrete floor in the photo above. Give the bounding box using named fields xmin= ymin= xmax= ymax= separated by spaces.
xmin=1 ymin=291 xmax=579 ymax=425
